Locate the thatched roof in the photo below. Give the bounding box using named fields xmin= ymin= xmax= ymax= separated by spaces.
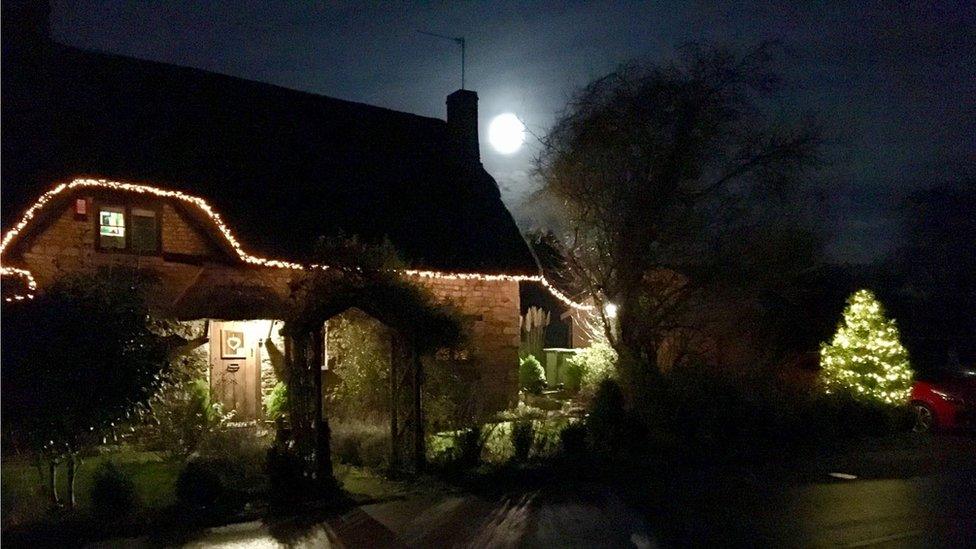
xmin=170 ymin=278 xmax=290 ymax=321
xmin=2 ymin=33 xmax=538 ymax=275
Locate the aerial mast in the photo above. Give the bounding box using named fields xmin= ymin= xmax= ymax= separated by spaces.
xmin=418 ymin=30 xmax=466 ymax=89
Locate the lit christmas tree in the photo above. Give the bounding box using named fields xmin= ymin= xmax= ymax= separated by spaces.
xmin=819 ymin=289 xmax=913 ymax=405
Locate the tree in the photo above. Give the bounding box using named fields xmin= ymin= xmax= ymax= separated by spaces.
xmin=535 ymin=43 xmax=821 ymax=399
xmin=819 ymin=290 xmax=913 ymax=405
xmin=1 ymin=268 xmax=170 ymax=508
xmin=882 ymin=180 xmax=976 ymax=372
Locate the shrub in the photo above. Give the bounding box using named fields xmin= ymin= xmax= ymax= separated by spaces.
xmin=196 ymin=427 xmax=268 ymax=493
xmin=565 ymin=343 xmax=617 ymax=398
xmin=807 ymin=392 xmax=912 ymax=439
xmin=586 ymin=378 xmax=628 ymax=453
xmin=266 ymin=443 xmax=305 ymax=502
xmin=511 ymin=421 xmax=534 ymax=462
xmin=651 ymin=363 xmax=815 ymax=463
xmin=559 ymin=422 xmax=587 ymax=457
xmin=330 ymin=419 xmax=389 ymax=469
xmin=454 ymin=426 xmax=486 ymax=468
xmin=423 ymin=358 xmax=482 ymax=432
xmin=533 ymin=418 xmax=569 ymax=458
xmin=89 ymin=462 xmax=138 ymax=521
xmin=519 ymin=355 xmax=547 ymax=394
xmin=151 ymin=371 xmax=225 ymax=457
xmin=176 ymin=457 xmax=234 ymax=509
xmin=265 ymin=381 xmax=289 ymax=422
xmin=326 ymin=310 xmax=392 ymax=420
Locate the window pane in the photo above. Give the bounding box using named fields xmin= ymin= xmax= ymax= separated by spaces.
xmin=99 ymin=207 xmax=125 ymax=249
xmin=131 ymin=209 xmax=158 ymax=252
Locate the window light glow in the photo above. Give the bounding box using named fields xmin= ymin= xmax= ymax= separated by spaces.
xmin=0 ymin=178 xmax=592 ymax=310
xmin=99 ymin=210 xmax=125 ymax=237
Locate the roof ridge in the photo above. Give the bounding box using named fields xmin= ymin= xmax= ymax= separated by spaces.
xmin=53 ymin=41 xmax=447 ymax=127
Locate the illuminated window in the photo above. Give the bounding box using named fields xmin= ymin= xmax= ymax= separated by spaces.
xmin=96 ymin=204 xmax=160 ymax=253
xmin=130 ymin=208 xmax=158 ymax=252
xmin=99 ymin=206 xmax=126 ymax=249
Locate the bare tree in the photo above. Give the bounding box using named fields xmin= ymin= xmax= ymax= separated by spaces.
xmin=535 ymin=43 xmax=821 ymax=397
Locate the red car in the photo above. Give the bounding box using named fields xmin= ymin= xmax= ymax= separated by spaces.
xmin=911 ymin=369 xmax=976 ymax=432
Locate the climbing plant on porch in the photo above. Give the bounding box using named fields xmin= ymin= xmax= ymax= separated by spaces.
xmin=279 ymin=238 xmax=463 ymax=486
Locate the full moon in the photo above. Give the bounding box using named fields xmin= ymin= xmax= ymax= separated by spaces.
xmin=488 ymin=113 xmax=525 ymax=154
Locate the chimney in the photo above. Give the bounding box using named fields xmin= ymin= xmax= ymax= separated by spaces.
xmin=446 ymin=89 xmax=480 ymax=163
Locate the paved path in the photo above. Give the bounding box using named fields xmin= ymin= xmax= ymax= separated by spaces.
xmin=95 ymin=486 xmax=653 ymax=548
xmin=95 ymin=472 xmax=975 ymax=547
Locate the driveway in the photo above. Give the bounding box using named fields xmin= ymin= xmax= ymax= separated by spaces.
xmin=97 ymin=471 xmax=974 ymax=548
xmin=92 ymin=435 xmax=976 ymax=547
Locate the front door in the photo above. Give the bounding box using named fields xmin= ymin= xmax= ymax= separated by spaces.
xmin=209 ymin=321 xmax=262 ymax=421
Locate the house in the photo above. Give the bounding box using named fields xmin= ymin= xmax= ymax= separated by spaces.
xmin=1 ymin=5 xmax=589 ymax=420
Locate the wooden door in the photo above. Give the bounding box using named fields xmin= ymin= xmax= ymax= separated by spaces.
xmin=209 ymin=321 xmax=262 ymax=421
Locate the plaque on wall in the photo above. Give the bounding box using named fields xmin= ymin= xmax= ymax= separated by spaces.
xmin=221 ymin=330 xmax=246 ymax=358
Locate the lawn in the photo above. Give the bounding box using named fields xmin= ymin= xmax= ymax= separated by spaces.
xmin=1 ymin=447 xmax=182 ymax=529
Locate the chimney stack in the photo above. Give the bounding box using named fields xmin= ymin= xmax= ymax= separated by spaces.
xmin=446 ymin=89 xmax=480 ymax=163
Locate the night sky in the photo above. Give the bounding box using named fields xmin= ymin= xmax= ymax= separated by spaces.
xmin=49 ymin=1 xmax=975 ymax=263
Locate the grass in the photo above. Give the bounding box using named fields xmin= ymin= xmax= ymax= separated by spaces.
xmin=334 ymin=464 xmax=412 ymax=503
xmin=1 ymin=447 xmax=181 ymax=529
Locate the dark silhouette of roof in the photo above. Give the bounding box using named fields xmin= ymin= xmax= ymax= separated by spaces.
xmin=2 ymin=35 xmax=537 ymax=274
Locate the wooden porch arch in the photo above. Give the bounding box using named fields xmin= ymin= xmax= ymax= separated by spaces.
xmin=279 ymin=267 xmax=462 ymax=483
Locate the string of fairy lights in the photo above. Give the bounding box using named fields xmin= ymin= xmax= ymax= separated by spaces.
xmin=819 ymin=289 xmax=912 ymax=405
xmin=0 ymin=178 xmax=593 ymax=310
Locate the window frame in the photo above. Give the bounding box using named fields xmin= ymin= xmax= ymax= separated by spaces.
xmin=96 ymin=204 xmax=127 ymax=251
xmin=93 ymin=199 xmax=163 ymax=255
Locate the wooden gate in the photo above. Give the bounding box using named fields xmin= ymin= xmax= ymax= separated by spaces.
xmin=389 ymin=334 xmax=424 ymax=474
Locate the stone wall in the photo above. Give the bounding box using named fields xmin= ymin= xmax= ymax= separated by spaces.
xmin=161 ymin=203 xmax=216 ymax=256
xmin=11 ymin=191 xmax=522 ymax=412
xmin=420 ymin=277 xmax=521 ymax=411
xmin=21 ymin=196 xmax=217 ymax=291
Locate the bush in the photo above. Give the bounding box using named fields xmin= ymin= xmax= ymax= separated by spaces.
xmin=330 ymin=419 xmax=389 ymax=469
xmin=533 ymin=418 xmax=569 ymax=458
xmin=559 ymin=422 xmax=587 ymax=457
xmin=454 ymin=426 xmax=486 ymax=468
xmin=89 ymin=462 xmax=138 ymax=521
xmin=196 ymin=427 xmax=268 ymax=490
xmin=326 ymin=310 xmax=392 ymax=420
xmin=511 ymin=421 xmax=534 ymax=462
xmin=171 ymin=427 xmax=269 ymax=511
xmin=265 ymin=381 xmax=289 ymax=422
xmin=519 ymin=355 xmax=547 ymax=394
xmin=586 ymin=379 xmax=628 ymax=453
xmin=176 ymin=457 xmax=236 ymax=509
xmin=807 ymin=392 xmax=912 ymax=439
xmin=266 ymin=443 xmax=305 ymax=501
xmin=423 ymin=358 xmax=483 ymax=432
xmin=151 ymin=374 xmax=224 ymax=457
xmin=565 ymin=343 xmax=617 ymax=398
xmin=648 ymin=363 xmax=819 ymax=464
